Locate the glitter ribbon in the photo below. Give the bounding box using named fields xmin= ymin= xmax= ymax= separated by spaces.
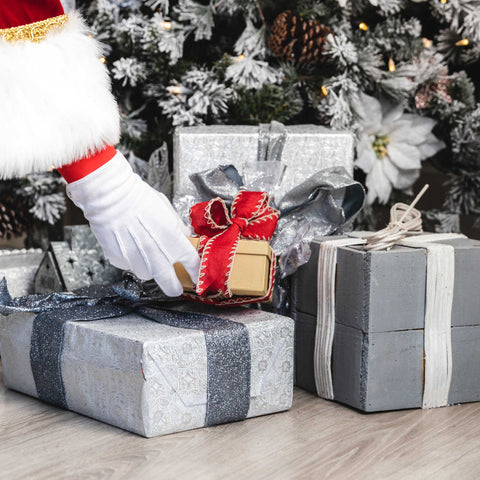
xmin=188 ymin=191 xmax=280 ymax=303
xmin=0 ymin=277 xmax=251 ymax=426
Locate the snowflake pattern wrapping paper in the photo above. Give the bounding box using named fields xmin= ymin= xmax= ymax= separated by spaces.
xmin=0 ymin=249 xmax=44 ymax=298
xmin=0 ymin=305 xmax=294 ymax=437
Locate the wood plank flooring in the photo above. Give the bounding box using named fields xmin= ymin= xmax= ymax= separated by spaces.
xmin=1 ymin=364 xmax=480 ymax=480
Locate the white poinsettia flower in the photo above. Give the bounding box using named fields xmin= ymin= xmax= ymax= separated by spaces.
xmin=353 ymin=93 xmax=445 ymax=204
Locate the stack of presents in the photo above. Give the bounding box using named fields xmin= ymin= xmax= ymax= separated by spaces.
xmin=1 ymin=123 xmax=479 ymax=438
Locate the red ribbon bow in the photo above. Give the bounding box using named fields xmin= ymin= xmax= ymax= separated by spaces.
xmin=189 ymin=191 xmax=280 ymax=300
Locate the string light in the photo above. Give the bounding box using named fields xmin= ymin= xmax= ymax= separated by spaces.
xmin=161 ymin=21 xmax=172 ymax=30
xmin=321 ymin=85 xmax=328 ymax=97
xmin=440 ymin=0 xmax=447 ymax=4
xmin=99 ymin=56 xmax=106 ymax=64
xmin=358 ymin=22 xmax=368 ymax=31
xmin=455 ymin=38 xmax=469 ymax=46
xmin=422 ymin=38 xmax=433 ymax=48
xmin=388 ymin=57 xmax=396 ymax=72
xmin=167 ymin=85 xmax=182 ymax=95
xmin=233 ymin=54 xmax=245 ymax=62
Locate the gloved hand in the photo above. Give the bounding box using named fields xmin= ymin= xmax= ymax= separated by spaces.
xmin=66 ymin=150 xmax=200 ymax=297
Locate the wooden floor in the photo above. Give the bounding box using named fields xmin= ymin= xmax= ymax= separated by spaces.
xmin=1 ymin=365 xmax=480 ymax=480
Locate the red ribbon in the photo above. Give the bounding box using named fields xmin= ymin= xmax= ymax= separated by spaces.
xmin=189 ymin=191 xmax=279 ymax=300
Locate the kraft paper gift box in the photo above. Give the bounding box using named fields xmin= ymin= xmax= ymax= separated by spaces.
xmin=175 ymin=237 xmax=273 ymax=298
xmin=292 ymin=233 xmax=480 ymax=412
xmin=172 ymin=124 xmax=354 ymax=215
xmin=0 ymin=289 xmax=294 ymax=437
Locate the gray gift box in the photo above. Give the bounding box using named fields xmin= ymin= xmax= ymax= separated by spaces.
xmin=0 ymin=304 xmax=294 ymax=437
xmin=34 ymin=225 xmax=121 ymax=294
xmin=173 ymin=125 xmax=354 ymax=211
xmin=0 ymin=249 xmax=44 ymax=297
xmin=292 ymin=235 xmax=480 ymax=412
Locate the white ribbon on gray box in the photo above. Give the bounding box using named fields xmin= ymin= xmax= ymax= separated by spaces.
xmin=314 ymin=233 xmax=465 ymax=409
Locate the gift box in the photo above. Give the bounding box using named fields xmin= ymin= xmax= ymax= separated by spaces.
xmin=34 ymin=225 xmax=121 ymax=294
xmin=173 ymin=124 xmax=354 ymax=211
xmin=0 ymin=249 xmax=44 ymax=297
xmin=175 ymin=237 xmax=273 ymax=297
xmin=172 ymin=123 xmax=365 ymax=294
xmin=0 ymin=282 xmax=294 ymax=437
xmin=177 ymin=191 xmax=279 ymax=306
xmin=292 ymin=233 xmax=480 ymax=412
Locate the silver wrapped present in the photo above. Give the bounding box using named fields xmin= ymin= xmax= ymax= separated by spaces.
xmin=173 ymin=124 xmax=354 ymax=216
xmin=0 ymin=283 xmax=294 ymax=437
xmin=0 ymin=249 xmax=44 ymax=297
xmin=34 ymin=225 xmax=122 ymax=294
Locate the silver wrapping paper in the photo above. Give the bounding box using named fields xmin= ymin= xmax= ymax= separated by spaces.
xmin=0 ymin=306 xmax=294 ymax=437
xmin=0 ymin=249 xmax=44 ymax=297
xmin=34 ymin=225 xmax=122 ymax=294
xmin=173 ymin=125 xmax=354 ymax=221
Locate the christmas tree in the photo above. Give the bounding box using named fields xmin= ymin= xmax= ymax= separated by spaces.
xmin=2 ymin=0 xmax=479 ymax=242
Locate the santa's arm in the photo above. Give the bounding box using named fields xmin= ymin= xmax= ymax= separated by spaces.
xmin=0 ymin=2 xmax=200 ymax=296
xmin=0 ymin=8 xmax=119 ymax=177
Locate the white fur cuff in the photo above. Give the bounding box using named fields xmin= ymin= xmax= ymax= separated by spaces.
xmin=0 ymin=12 xmax=120 ymax=179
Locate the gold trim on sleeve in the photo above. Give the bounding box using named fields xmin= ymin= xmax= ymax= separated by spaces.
xmin=0 ymin=14 xmax=68 ymax=43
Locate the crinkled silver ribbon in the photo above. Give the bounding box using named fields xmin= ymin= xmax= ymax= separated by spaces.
xmin=257 ymin=121 xmax=287 ymax=162
xmin=190 ymin=165 xmax=244 ymax=205
xmin=188 ymin=165 xmax=365 ymax=277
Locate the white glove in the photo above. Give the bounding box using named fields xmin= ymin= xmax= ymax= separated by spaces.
xmin=66 ymin=151 xmax=200 ymax=297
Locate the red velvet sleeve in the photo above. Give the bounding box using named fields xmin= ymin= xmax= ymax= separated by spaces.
xmin=0 ymin=0 xmax=65 ymax=29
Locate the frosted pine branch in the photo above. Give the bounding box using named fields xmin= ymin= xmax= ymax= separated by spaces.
xmin=176 ymin=0 xmax=215 ymax=41
xmin=225 ymin=56 xmax=282 ymax=90
xmin=112 ymin=57 xmax=147 ymax=87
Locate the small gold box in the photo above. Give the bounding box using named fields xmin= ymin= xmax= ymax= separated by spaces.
xmin=174 ymin=237 xmax=273 ymax=297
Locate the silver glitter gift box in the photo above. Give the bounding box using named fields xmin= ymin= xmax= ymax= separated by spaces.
xmin=0 ymin=306 xmax=294 ymax=437
xmin=172 ymin=124 xmax=354 ymax=215
xmin=0 ymin=249 xmax=44 ymax=297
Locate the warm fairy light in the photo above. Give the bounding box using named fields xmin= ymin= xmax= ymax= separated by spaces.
xmin=388 ymin=57 xmax=396 ymax=72
xmin=161 ymin=21 xmax=172 ymax=30
xmin=167 ymin=85 xmax=182 ymax=95
xmin=99 ymin=56 xmax=106 ymax=63
xmin=233 ymin=54 xmax=245 ymax=62
xmin=358 ymin=22 xmax=368 ymax=31
xmin=440 ymin=0 xmax=447 ymax=4
xmin=321 ymin=85 xmax=328 ymax=96
xmin=455 ymin=38 xmax=469 ymax=46
xmin=422 ymin=38 xmax=433 ymax=48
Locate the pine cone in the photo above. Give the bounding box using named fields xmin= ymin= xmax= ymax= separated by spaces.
xmin=415 ymin=77 xmax=452 ymax=109
xmin=0 ymin=194 xmax=30 ymax=240
xmin=269 ymin=11 xmax=332 ymax=65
